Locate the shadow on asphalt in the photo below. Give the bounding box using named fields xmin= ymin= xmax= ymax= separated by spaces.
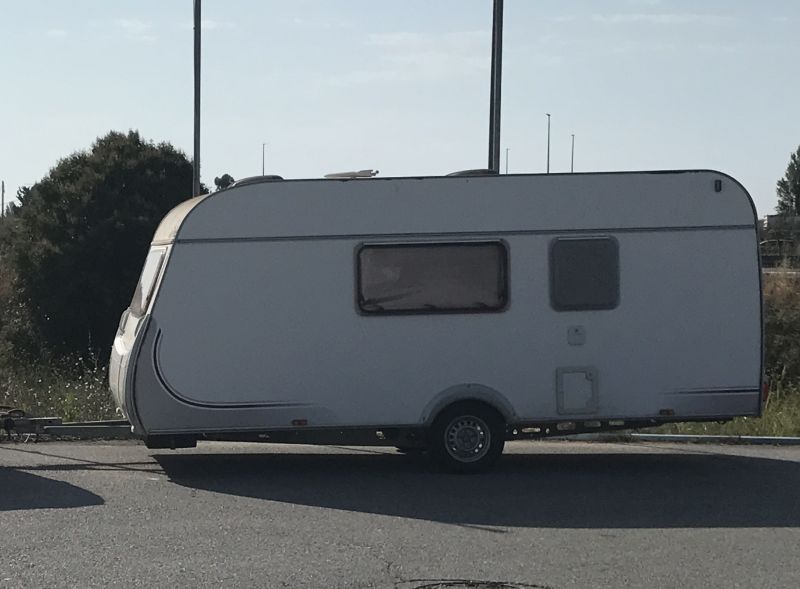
xmin=155 ymin=450 xmax=800 ymax=529
xmin=0 ymin=468 xmax=104 ymax=511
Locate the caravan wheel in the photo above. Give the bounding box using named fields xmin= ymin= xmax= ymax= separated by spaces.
xmin=430 ymin=402 xmax=505 ymax=473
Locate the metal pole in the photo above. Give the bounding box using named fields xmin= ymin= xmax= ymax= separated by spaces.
xmin=546 ymin=113 xmax=551 ymax=174
xmin=505 ymin=148 xmax=509 ymax=174
xmin=192 ymin=0 xmax=201 ymax=196
xmin=571 ymin=134 xmax=575 ymax=173
xmin=488 ymin=0 xmax=504 ymax=173
xmin=262 ymin=143 xmax=266 ymax=176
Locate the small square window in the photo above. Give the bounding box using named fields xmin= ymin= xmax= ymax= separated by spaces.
xmin=550 ymin=237 xmax=619 ymax=311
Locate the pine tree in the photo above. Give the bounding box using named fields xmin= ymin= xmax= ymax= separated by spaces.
xmin=776 ymin=145 xmax=800 ymax=215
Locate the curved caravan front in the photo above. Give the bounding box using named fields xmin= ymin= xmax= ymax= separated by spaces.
xmin=109 ymin=196 xmax=207 ymax=434
xmin=109 ymin=171 xmax=763 ymax=442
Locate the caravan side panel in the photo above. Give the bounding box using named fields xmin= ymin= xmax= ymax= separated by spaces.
xmin=131 ymin=230 xmax=760 ymax=434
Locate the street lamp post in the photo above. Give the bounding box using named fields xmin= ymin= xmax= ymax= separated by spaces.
xmin=262 ymin=143 xmax=268 ymax=176
xmin=192 ymin=0 xmax=201 ymax=196
xmin=488 ymin=0 xmax=504 ymax=172
xmin=505 ymin=148 xmax=510 ymax=174
xmin=571 ymin=133 xmax=575 ymax=173
xmin=546 ymin=113 xmax=551 ymax=174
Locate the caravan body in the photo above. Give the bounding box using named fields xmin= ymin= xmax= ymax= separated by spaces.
xmin=109 ymin=170 xmax=762 ymax=470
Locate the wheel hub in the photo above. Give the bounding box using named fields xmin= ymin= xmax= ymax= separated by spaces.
xmin=445 ymin=416 xmax=491 ymax=463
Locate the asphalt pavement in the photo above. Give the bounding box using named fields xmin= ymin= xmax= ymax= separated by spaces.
xmin=1 ymin=440 xmax=799 ymax=589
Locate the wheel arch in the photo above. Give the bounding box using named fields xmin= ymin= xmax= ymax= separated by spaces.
xmin=420 ymin=384 xmax=516 ymax=426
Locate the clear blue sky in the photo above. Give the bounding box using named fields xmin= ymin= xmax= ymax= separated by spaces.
xmin=1 ymin=0 xmax=798 ymax=214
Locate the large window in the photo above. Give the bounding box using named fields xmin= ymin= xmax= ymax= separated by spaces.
xmin=357 ymin=241 xmax=509 ymax=314
xmin=550 ymin=237 xmax=619 ymax=311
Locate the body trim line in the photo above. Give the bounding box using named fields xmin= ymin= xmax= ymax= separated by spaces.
xmin=172 ymin=224 xmax=755 ymax=246
xmin=664 ymin=387 xmax=761 ymax=396
xmin=153 ymin=330 xmax=313 ymax=410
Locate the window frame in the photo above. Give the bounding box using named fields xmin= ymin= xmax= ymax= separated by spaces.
xmin=549 ymin=235 xmax=620 ymax=312
xmin=355 ymin=239 xmax=510 ymax=316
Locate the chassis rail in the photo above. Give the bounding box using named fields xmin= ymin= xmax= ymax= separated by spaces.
xmin=3 ymin=406 xmax=798 ymax=446
xmin=1 ymin=406 xmax=133 ymax=441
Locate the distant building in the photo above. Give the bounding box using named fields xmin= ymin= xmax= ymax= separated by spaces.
xmin=763 ymin=214 xmax=800 ymax=231
xmin=760 ymin=215 xmax=800 ymax=267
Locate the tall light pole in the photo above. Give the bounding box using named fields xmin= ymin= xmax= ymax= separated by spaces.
xmin=546 ymin=113 xmax=551 ymax=174
xmin=192 ymin=0 xmax=201 ymax=196
xmin=571 ymin=133 xmax=575 ymax=173
xmin=262 ymin=143 xmax=268 ymax=176
xmin=505 ymin=148 xmax=510 ymax=174
xmin=487 ymin=0 xmax=504 ymax=173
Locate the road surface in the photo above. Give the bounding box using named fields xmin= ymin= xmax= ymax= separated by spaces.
xmin=1 ymin=440 xmax=799 ymax=588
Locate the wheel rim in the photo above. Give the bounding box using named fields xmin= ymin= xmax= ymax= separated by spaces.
xmin=443 ymin=415 xmax=491 ymax=463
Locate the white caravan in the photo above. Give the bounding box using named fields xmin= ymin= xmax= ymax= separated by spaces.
xmin=110 ymin=170 xmax=763 ymax=472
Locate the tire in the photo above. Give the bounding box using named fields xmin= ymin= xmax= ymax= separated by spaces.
xmin=430 ymin=402 xmax=506 ymax=473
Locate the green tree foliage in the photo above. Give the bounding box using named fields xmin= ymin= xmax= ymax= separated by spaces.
xmin=776 ymin=145 xmax=800 ymax=215
xmin=0 ymin=190 xmax=39 ymax=361
xmin=0 ymin=131 xmax=194 ymax=361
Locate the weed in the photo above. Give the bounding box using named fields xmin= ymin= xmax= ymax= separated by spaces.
xmin=0 ymin=356 xmax=116 ymax=421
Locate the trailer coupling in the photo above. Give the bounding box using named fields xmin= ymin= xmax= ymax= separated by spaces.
xmin=1 ymin=406 xmax=134 ymax=441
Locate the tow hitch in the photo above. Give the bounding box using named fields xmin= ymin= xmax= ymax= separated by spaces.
xmin=0 ymin=406 xmax=133 ymax=441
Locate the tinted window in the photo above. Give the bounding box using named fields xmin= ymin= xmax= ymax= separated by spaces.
xmin=550 ymin=237 xmax=619 ymax=311
xmin=358 ymin=242 xmax=508 ymax=314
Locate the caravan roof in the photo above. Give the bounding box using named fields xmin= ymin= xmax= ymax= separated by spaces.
xmin=152 ymin=170 xmax=756 ymax=246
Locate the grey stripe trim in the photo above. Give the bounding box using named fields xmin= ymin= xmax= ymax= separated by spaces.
xmin=627 ymin=433 xmax=800 ymax=445
xmin=172 ymin=223 xmax=755 ymax=246
xmin=664 ymin=388 xmax=760 ymax=396
xmin=557 ymin=433 xmax=800 ymax=445
xmin=146 ymin=424 xmax=425 ymax=435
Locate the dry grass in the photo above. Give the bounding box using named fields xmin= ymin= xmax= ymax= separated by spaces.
xmin=763 ymin=268 xmax=800 ymax=387
xmin=0 ymin=357 xmax=116 ymax=422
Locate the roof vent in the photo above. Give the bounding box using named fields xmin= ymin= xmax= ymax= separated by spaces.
xmin=324 ymin=169 xmax=379 ymax=179
xmin=446 ymin=169 xmax=498 ymax=177
xmin=228 ymin=175 xmax=284 ymax=188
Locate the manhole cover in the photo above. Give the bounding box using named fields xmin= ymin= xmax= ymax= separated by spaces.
xmin=400 ymin=581 xmax=550 ymax=589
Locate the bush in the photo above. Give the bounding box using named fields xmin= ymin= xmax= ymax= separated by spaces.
xmin=0 ymin=131 xmax=194 ymax=361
